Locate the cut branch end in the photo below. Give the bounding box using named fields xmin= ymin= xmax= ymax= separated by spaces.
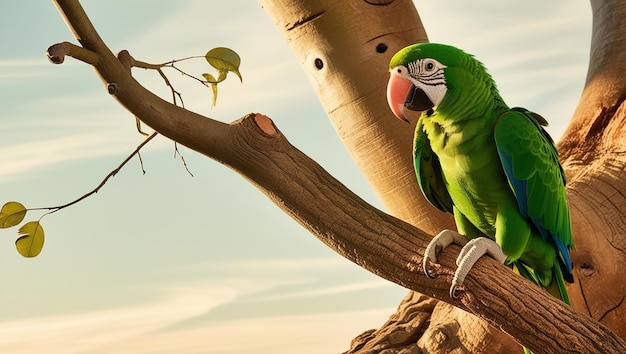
xmin=46 ymin=41 xmax=99 ymax=66
xmin=253 ymin=113 xmax=278 ymax=135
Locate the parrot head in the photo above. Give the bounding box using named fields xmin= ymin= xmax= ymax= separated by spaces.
xmin=386 ymin=43 xmax=493 ymax=122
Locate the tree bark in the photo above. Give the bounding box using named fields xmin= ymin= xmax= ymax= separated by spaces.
xmin=48 ymin=0 xmax=626 ymax=353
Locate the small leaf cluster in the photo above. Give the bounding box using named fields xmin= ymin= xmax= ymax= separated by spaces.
xmin=0 ymin=202 xmax=43 ymax=257
xmin=202 ymin=47 xmax=242 ymax=107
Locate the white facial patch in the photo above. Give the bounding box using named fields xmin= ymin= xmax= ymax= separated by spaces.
xmin=407 ymin=58 xmax=448 ymax=107
xmin=420 ymin=82 xmax=447 ymax=107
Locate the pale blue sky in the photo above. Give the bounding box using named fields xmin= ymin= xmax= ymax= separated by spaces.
xmin=0 ymin=1 xmax=591 ymax=353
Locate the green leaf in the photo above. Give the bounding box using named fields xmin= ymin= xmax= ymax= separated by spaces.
xmin=16 ymin=221 xmax=44 ymax=257
xmin=205 ymin=47 xmax=242 ymax=82
xmin=216 ymin=70 xmax=228 ymax=83
xmin=202 ymin=73 xmax=219 ymax=107
xmin=202 ymin=73 xmax=219 ymax=84
xmin=0 ymin=201 xmax=27 ymax=228
xmin=202 ymin=48 xmax=242 ymax=108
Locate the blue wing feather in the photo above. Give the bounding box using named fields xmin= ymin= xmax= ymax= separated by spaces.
xmin=495 ymin=108 xmax=573 ymax=280
xmin=498 ymin=151 xmax=528 ymax=216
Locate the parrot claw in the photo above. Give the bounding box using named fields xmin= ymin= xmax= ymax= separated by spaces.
xmin=424 ymin=259 xmax=437 ymax=279
xmin=424 ymin=260 xmax=435 ymax=279
xmin=423 ymin=230 xmax=468 ymax=278
xmin=450 ymin=283 xmax=460 ymax=300
xmin=424 ymin=245 xmax=441 ymax=278
xmin=450 ymin=237 xmax=508 ymax=298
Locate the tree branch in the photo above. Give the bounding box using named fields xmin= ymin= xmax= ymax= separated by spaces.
xmin=46 ymin=41 xmax=98 ymax=65
xmin=49 ymin=0 xmax=626 ymax=353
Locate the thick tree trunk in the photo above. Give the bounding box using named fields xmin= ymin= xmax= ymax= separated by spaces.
xmin=558 ymin=0 xmax=626 ymax=340
xmin=262 ymin=0 xmax=626 ymax=353
xmin=49 ymin=0 xmax=626 ymax=352
xmin=259 ymin=0 xmax=453 ymax=233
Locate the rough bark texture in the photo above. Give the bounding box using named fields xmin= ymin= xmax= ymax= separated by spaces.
xmin=48 ymin=0 xmax=626 ymax=353
xmin=261 ymin=0 xmax=626 ymax=353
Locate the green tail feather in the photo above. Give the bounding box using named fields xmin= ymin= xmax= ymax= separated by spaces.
xmin=514 ymin=261 xmax=570 ymax=354
xmin=513 ymin=261 xmax=570 ymax=305
xmin=546 ymin=262 xmax=571 ymax=305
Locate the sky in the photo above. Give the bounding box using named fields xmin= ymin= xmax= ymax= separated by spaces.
xmin=0 ymin=1 xmax=591 ymax=353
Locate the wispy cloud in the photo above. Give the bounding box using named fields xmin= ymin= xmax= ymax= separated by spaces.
xmin=0 ymin=59 xmax=50 ymax=68
xmin=93 ymin=308 xmax=393 ymax=354
xmin=1 ymin=135 xmax=88 ymax=179
xmin=0 ymin=59 xmax=67 ymax=79
xmin=0 ymin=132 xmax=134 ymax=182
xmin=0 ymin=285 xmax=237 ymax=354
xmin=252 ymin=280 xmax=392 ymax=302
xmin=0 ymin=263 xmax=397 ymax=354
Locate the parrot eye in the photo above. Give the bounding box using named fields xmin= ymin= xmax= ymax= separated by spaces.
xmin=406 ymin=59 xmax=445 ymax=78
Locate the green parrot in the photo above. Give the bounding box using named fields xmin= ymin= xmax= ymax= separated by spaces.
xmin=385 ymin=43 xmax=574 ymax=312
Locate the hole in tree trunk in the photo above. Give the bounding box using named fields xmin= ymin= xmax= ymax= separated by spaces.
xmin=314 ymin=58 xmax=324 ymax=70
xmin=376 ymin=43 xmax=388 ymax=53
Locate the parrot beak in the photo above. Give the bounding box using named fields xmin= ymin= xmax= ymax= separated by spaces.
xmin=387 ymin=73 xmax=412 ymax=122
xmin=387 ymin=73 xmax=435 ymax=122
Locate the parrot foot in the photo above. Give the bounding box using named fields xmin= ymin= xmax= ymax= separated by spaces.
xmin=450 ymin=237 xmax=507 ymax=299
xmin=423 ymin=230 xmax=468 ymax=279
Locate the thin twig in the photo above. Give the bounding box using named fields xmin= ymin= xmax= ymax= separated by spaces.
xmin=137 ymin=149 xmax=146 ymax=175
xmin=174 ymin=143 xmax=194 ymax=177
xmin=144 ymin=61 xmax=193 ymax=176
xmin=132 ymin=56 xmax=208 ymax=86
xmin=135 ymin=117 xmax=150 ymax=136
xmin=132 ymin=55 xmax=204 ymax=69
xmin=167 ymin=63 xmax=208 ymax=86
xmin=29 ymin=132 xmax=159 ymax=216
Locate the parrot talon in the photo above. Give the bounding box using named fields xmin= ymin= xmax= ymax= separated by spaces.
xmin=450 ymin=237 xmax=508 ymax=299
xmin=423 ymin=230 xmax=467 ymax=278
xmin=424 ymin=259 xmax=437 ymax=279
xmin=450 ymin=284 xmax=460 ymax=300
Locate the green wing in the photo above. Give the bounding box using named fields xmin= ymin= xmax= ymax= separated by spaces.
xmin=413 ymin=118 xmax=454 ymax=214
xmin=494 ymin=107 xmax=573 ymax=281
